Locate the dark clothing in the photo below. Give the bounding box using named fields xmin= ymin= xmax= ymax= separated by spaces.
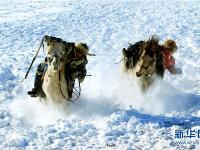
xmin=65 ymin=52 xmax=87 ymax=98
xmin=65 ymin=57 xmax=87 ymax=81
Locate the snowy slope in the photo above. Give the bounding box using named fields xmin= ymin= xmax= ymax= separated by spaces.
xmin=0 ymin=0 xmax=200 ymax=149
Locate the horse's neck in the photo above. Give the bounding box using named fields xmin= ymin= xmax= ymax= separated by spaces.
xmin=59 ymin=61 xmax=65 ymax=74
xmin=46 ymin=69 xmax=59 ymax=80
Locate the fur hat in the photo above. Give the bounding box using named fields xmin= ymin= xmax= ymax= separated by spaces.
xmin=75 ymin=43 xmax=89 ymax=56
xmin=163 ymin=39 xmax=177 ymax=52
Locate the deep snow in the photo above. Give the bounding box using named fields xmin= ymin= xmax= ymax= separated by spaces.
xmin=0 ymin=0 xmax=200 ymax=149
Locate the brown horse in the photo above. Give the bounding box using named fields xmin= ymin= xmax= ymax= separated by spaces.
xmin=122 ymin=37 xmax=162 ymax=92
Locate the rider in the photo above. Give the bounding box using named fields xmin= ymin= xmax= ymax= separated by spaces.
xmin=27 ymin=36 xmax=88 ymax=98
xmin=159 ymin=39 xmax=182 ymax=75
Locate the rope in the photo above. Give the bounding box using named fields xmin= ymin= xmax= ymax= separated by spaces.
xmin=23 ymin=36 xmax=45 ymax=80
xmin=69 ymin=80 xmax=81 ymax=102
xmin=58 ymin=70 xmax=82 ymax=103
xmin=59 ymin=71 xmax=75 ymax=103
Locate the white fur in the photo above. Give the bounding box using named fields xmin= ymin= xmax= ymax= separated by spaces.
xmin=46 ymin=41 xmax=65 ymax=57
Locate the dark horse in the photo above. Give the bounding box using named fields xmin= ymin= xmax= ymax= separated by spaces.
xmin=121 ymin=36 xmax=164 ymax=91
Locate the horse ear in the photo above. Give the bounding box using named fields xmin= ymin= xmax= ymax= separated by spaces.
xmin=122 ymin=48 xmax=128 ymax=57
xmin=44 ymin=35 xmax=49 ymax=41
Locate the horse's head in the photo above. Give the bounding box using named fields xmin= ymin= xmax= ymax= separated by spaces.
xmin=135 ymin=49 xmax=156 ymax=77
xmin=44 ymin=35 xmax=65 ymax=71
xmin=47 ymin=54 xmax=62 ymax=71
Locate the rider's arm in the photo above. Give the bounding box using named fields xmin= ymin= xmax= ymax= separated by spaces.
xmin=167 ymin=65 xmax=182 ymax=74
xmin=166 ymin=56 xmax=182 ymax=74
xmin=167 ymin=65 xmax=176 ymax=74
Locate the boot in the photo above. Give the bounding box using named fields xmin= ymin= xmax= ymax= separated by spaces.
xmin=27 ymin=74 xmax=42 ymax=97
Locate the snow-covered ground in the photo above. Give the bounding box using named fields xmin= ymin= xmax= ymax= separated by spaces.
xmin=0 ymin=0 xmax=200 ymax=149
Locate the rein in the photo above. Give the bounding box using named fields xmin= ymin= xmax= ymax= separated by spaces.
xmin=58 ymin=70 xmax=80 ymax=103
xmin=24 ymin=36 xmax=45 ymax=80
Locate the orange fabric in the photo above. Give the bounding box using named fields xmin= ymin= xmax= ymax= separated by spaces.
xmin=157 ymin=45 xmax=177 ymax=74
xmin=162 ymin=50 xmax=175 ymax=69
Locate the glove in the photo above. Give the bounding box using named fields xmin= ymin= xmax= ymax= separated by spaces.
xmin=175 ymin=68 xmax=182 ymax=74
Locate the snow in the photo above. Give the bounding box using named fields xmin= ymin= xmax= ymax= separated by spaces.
xmin=0 ymin=0 xmax=200 ymax=149
xmin=0 ymin=118 xmax=9 ymax=128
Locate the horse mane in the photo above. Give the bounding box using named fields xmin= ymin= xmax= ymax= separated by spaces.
xmin=143 ymin=36 xmax=159 ymax=57
xmin=143 ymin=36 xmax=165 ymax=78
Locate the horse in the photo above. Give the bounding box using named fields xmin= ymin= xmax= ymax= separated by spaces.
xmin=122 ymin=37 xmax=162 ymax=92
xmin=42 ymin=36 xmax=70 ymax=104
